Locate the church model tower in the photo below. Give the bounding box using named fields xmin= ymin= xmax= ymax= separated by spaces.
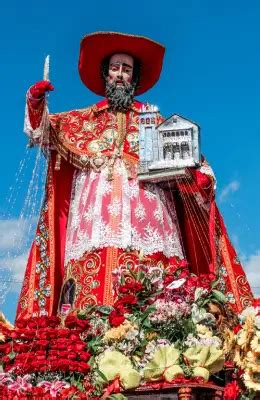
xmin=138 ymin=104 xmax=200 ymax=182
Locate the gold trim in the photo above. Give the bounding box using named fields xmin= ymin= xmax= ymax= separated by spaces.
xmin=220 ymin=235 xmax=241 ymax=310
xmin=104 ymin=248 xmax=118 ymax=305
xmin=48 ymin=160 xmax=56 ymax=314
xmin=27 ymin=244 xmax=37 ymax=317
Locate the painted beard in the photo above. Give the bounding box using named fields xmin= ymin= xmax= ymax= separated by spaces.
xmin=105 ymin=79 xmax=136 ymax=112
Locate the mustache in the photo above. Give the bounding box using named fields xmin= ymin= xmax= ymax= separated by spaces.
xmin=105 ymin=79 xmax=136 ymax=112
xmin=111 ymin=79 xmax=132 ymax=91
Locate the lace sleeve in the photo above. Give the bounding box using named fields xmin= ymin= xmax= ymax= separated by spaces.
xmin=24 ymin=91 xmax=50 ymax=146
xmin=199 ymin=159 xmax=217 ymax=190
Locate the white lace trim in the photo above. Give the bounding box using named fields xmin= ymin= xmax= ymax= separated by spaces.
xmin=65 ymin=160 xmax=184 ymax=264
xmin=24 ymin=92 xmax=50 ymax=145
xmin=200 ymin=163 xmax=217 ymax=190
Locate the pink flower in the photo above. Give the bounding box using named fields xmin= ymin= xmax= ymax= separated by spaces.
xmin=0 ymin=373 xmax=13 ymax=385
xmin=37 ymin=380 xmax=70 ymax=398
xmin=8 ymin=375 xmax=32 ymax=393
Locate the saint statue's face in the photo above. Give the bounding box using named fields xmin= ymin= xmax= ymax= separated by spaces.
xmin=104 ymin=53 xmax=136 ymax=112
xmin=108 ymin=53 xmax=134 ymax=86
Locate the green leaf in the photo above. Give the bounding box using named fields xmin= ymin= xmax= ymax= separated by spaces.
xmin=96 ymin=368 xmax=109 ymax=383
xmin=212 ymin=289 xmax=227 ymax=303
xmin=108 ymin=395 xmax=128 ymax=400
xmin=98 ymin=306 xmax=113 ymax=315
xmin=194 ymin=287 xmax=204 ymax=302
xmin=142 ymin=318 xmax=152 ymax=328
xmin=88 ymin=355 xmax=95 ymax=367
xmin=8 ymin=350 xmax=16 ymax=360
xmin=211 ymin=279 xmax=220 ymax=289
xmin=87 ymin=336 xmax=103 ymax=353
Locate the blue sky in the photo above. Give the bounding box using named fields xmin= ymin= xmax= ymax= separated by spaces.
xmin=1 ymin=0 xmax=260 ymax=321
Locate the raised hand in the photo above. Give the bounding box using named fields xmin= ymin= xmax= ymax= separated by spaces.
xmin=29 ymin=80 xmax=54 ymax=99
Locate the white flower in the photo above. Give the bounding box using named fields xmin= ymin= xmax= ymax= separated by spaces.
xmin=107 ymin=198 xmax=121 ymax=217
xmin=144 ymin=184 xmax=157 ymax=201
xmin=239 ymin=306 xmax=258 ymax=323
xmin=191 ymin=304 xmax=215 ymax=324
xmin=100 ymin=179 xmax=112 ymax=196
xmin=153 ymin=206 xmax=164 ymax=224
xmin=194 ymin=287 xmax=209 ymax=302
xmin=83 ymin=205 xmax=94 ymax=222
xmin=134 ymin=202 xmax=146 ymax=221
xmin=127 ymin=181 xmax=139 ymax=199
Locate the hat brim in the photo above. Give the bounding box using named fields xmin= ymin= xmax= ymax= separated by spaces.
xmin=79 ymin=32 xmax=165 ymax=96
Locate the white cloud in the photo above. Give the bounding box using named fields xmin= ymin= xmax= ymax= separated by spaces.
xmin=0 ymin=219 xmax=31 ymax=252
xmin=0 ymin=218 xmax=34 ymax=298
xmin=219 ymin=180 xmax=240 ymax=202
xmin=243 ymin=250 xmax=260 ymax=297
xmin=0 ymin=252 xmax=28 ymax=285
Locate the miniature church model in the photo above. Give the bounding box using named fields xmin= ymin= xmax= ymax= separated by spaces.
xmin=138 ymin=104 xmax=201 ymax=182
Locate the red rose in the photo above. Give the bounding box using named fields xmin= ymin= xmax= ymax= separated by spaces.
xmin=76 ymin=319 xmax=90 ymax=331
xmin=74 ymin=342 xmax=85 ymax=352
xmin=48 ymin=355 xmax=58 ymax=362
xmin=36 ymin=330 xmax=47 ymax=340
xmin=15 ymin=353 xmax=33 ymax=364
xmin=109 ymin=310 xmax=125 ymax=327
xmin=58 ymin=350 xmax=69 ymax=358
xmin=48 ymin=316 xmax=61 ymax=327
xmin=35 ymin=349 xmax=46 ymax=356
xmin=65 ymin=315 xmax=78 ymax=329
xmin=69 ymin=332 xmax=80 ymax=341
xmin=119 ymin=281 xmax=143 ymax=294
xmin=56 ymin=342 xmax=67 ymax=350
xmin=224 ymin=381 xmax=240 ymax=400
xmin=57 ymin=358 xmax=70 ymax=372
xmin=49 ymin=360 xmax=58 ymax=371
xmin=15 ymin=319 xmax=27 ymax=329
xmin=0 ymin=342 xmax=12 ymax=354
xmin=183 ymin=275 xmax=199 ymax=295
xmin=31 ymin=359 xmax=47 ymax=371
xmin=37 ymin=339 xmax=49 ymax=349
xmin=114 ymin=294 xmax=137 ymax=307
xmin=51 ymin=329 xmax=60 ymax=339
xmin=67 ymin=351 xmax=77 ymax=360
xmin=37 ymin=317 xmax=49 ymax=328
xmin=14 ymin=343 xmax=31 ymax=353
xmin=67 ymin=344 xmax=74 ymax=352
xmin=57 ymin=329 xmax=70 ymax=338
xmin=21 ymin=330 xmax=36 ymax=340
xmin=2 ymin=355 xmax=11 ymax=364
xmin=178 ymin=268 xmax=190 ymax=279
xmin=10 ymin=331 xmax=19 ymax=339
xmin=77 ymin=361 xmax=90 ymax=373
xmin=27 ymin=318 xmax=39 ymax=329
xmin=79 ymin=351 xmax=91 ymax=362
xmin=114 ymin=304 xmax=126 ymax=314
xmin=49 ymin=339 xmax=57 ymax=348
xmin=198 ymin=274 xmax=213 ymax=291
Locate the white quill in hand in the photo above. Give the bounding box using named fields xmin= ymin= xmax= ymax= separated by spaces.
xmin=43 ymin=55 xmax=50 ymax=81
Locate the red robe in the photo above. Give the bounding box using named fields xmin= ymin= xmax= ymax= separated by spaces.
xmin=16 ymin=98 xmax=253 ymax=321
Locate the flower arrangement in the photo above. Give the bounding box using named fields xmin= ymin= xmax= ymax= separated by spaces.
xmin=223 ymin=298 xmax=260 ymax=398
xmin=0 ymin=262 xmax=248 ymax=399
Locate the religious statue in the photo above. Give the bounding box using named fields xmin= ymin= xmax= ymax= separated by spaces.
xmin=16 ymin=32 xmax=253 ymax=321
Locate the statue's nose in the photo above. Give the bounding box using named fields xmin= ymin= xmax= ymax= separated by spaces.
xmin=117 ymin=65 xmax=123 ymax=77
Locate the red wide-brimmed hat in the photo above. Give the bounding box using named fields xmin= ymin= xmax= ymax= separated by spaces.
xmin=78 ymin=31 xmax=165 ymax=96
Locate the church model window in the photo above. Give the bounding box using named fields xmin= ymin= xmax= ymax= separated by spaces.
xmin=138 ymin=105 xmax=201 ymax=182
